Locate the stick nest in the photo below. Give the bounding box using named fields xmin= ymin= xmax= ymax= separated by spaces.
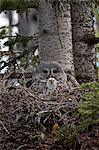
xmin=0 ymin=85 xmax=98 ymax=150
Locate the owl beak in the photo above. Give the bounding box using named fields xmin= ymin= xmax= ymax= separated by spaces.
xmin=50 ymin=80 xmax=53 ymax=84
xmin=48 ymin=77 xmax=55 ymax=84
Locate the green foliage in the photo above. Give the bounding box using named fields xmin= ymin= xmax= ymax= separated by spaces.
xmin=0 ymin=28 xmax=6 ymax=38
xmin=0 ymin=0 xmax=27 ymax=12
xmin=75 ymin=82 xmax=99 ymax=133
xmin=51 ymin=0 xmax=60 ymax=8
xmin=0 ymin=28 xmax=38 ymax=71
xmin=80 ymin=81 xmax=99 ymax=89
xmin=57 ymin=125 xmax=77 ymax=148
xmin=20 ymin=54 xmax=39 ymax=69
xmin=0 ymin=0 xmax=39 ymax=12
xmin=0 ymin=27 xmax=33 ymax=49
xmin=0 ymin=26 xmax=10 ymax=40
xmin=54 ymin=82 xmax=99 ymax=149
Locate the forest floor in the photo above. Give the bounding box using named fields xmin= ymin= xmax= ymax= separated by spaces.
xmin=0 ymin=83 xmax=99 ymax=150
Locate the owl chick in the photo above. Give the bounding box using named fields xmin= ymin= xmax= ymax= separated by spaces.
xmin=30 ymin=61 xmax=69 ymax=97
xmin=46 ymin=77 xmax=57 ymax=95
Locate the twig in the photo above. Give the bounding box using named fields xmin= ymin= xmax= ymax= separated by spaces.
xmin=18 ymin=85 xmax=44 ymax=102
xmin=16 ymin=144 xmax=30 ymax=150
xmin=0 ymin=120 xmax=10 ymax=134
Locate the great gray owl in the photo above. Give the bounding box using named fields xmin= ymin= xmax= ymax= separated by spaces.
xmin=30 ymin=62 xmax=69 ymax=97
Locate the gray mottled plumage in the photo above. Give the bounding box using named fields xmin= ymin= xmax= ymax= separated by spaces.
xmin=30 ymin=62 xmax=69 ymax=97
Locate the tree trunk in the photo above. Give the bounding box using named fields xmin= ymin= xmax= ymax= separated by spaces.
xmin=18 ymin=8 xmax=38 ymax=69
xmin=18 ymin=8 xmax=37 ymax=37
xmin=93 ymin=4 xmax=99 ymax=80
xmin=37 ymin=0 xmax=75 ymax=75
xmin=71 ymin=1 xmax=96 ymax=83
xmin=18 ymin=8 xmax=38 ymax=51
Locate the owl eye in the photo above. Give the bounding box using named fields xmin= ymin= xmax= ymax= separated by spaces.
xmin=43 ymin=69 xmax=48 ymax=74
xmin=53 ymin=70 xmax=58 ymax=74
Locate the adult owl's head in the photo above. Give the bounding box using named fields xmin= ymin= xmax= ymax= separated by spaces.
xmin=36 ymin=61 xmax=67 ymax=81
xmin=30 ymin=61 xmax=69 ymax=95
